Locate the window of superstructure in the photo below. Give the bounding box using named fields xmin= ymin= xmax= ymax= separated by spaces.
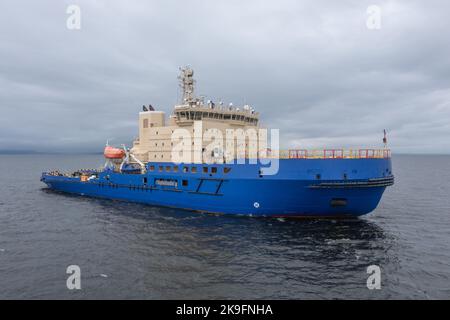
xmin=165 ymin=166 xmax=171 ymax=172
xmin=211 ymin=167 xmax=217 ymax=174
xmin=224 ymin=167 xmax=231 ymax=174
xmin=143 ymin=119 xmax=148 ymax=128
xmin=191 ymin=167 xmax=197 ymax=173
xmin=202 ymin=167 xmax=208 ymax=173
xmin=173 ymin=166 xmax=179 ymax=172
xmin=158 ymin=166 xmax=163 ymax=172
xmin=149 ymin=165 xmax=155 ymax=171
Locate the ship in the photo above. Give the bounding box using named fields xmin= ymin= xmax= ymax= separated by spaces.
xmin=41 ymin=67 xmax=394 ymax=217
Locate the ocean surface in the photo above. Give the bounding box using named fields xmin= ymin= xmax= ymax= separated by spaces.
xmin=0 ymin=154 xmax=449 ymax=299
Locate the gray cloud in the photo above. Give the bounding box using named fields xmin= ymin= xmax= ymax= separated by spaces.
xmin=1 ymin=0 xmax=449 ymax=153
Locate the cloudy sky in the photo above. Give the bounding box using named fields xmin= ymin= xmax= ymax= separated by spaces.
xmin=1 ymin=0 xmax=449 ymax=153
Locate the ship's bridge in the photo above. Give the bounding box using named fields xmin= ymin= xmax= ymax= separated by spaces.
xmin=173 ymin=104 xmax=259 ymax=126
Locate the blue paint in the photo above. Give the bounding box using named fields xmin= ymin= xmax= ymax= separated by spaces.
xmin=41 ymin=158 xmax=393 ymax=217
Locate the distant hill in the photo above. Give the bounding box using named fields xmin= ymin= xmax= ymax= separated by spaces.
xmin=0 ymin=150 xmax=103 ymax=155
xmin=0 ymin=150 xmax=41 ymax=154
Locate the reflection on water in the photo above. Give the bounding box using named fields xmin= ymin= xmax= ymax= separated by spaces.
xmin=57 ymin=195 xmax=395 ymax=299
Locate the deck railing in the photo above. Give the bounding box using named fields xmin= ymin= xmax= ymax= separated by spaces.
xmin=262 ymin=148 xmax=391 ymax=159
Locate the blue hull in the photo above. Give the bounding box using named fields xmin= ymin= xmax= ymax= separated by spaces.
xmin=41 ymin=158 xmax=393 ymax=218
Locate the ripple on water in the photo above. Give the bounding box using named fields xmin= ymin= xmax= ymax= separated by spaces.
xmin=0 ymin=154 xmax=450 ymax=299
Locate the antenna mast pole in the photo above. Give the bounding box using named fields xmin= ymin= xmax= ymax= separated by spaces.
xmin=178 ymin=67 xmax=196 ymax=105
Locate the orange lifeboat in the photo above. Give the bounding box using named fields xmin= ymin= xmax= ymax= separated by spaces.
xmin=104 ymin=146 xmax=125 ymax=159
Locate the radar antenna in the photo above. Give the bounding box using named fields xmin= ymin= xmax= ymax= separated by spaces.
xmin=178 ymin=66 xmax=196 ymax=104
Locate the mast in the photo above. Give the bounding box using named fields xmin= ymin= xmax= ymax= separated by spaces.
xmin=178 ymin=66 xmax=196 ymax=104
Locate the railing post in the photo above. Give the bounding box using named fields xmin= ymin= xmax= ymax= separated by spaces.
xmin=280 ymin=148 xmax=390 ymax=159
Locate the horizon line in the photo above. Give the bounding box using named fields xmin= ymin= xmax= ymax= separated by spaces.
xmin=0 ymin=150 xmax=449 ymax=156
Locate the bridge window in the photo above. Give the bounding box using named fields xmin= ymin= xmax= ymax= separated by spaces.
xmin=143 ymin=119 xmax=148 ymax=128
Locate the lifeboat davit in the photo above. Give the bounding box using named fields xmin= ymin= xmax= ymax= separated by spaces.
xmin=104 ymin=146 xmax=125 ymax=159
